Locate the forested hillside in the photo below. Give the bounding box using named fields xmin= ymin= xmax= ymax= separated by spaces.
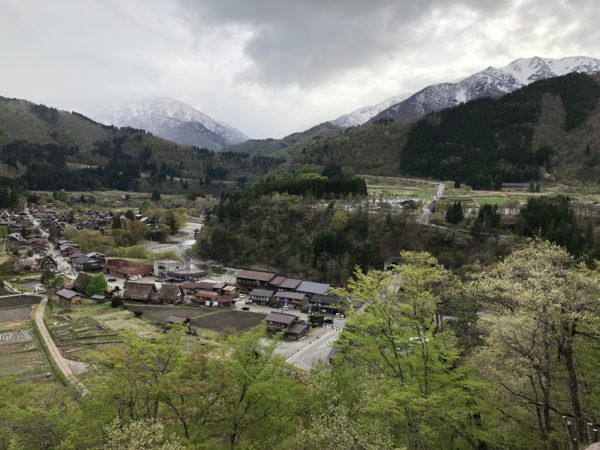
xmin=0 ymin=96 xmax=283 ymax=193
xmin=225 ymin=122 xmax=341 ymax=159
xmin=299 ymin=73 xmax=600 ymax=188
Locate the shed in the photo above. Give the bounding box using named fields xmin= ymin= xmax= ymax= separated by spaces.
xmin=91 ymin=294 xmax=107 ymax=304
xmin=57 ymin=288 xmax=82 ymax=307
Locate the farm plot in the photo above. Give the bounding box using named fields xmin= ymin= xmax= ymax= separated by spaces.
xmin=0 ymin=306 xmax=32 ymax=323
xmin=0 ymin=327 xmax=51 ymax=379
xmin=47 ymin=316 xmax=121 ymax=359
xmin=191 ymin=310 xmax=266 ymax=334
xmin=125 ymin=304 xmax=214 ymax=323
xmin=0 ymin=295 xmax=40 ymax=309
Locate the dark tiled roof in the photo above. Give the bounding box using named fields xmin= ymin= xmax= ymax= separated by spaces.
xmin=278 ymin=278 xmax=302 ymax=289
xmin=265 ymin=312 xmax=297 ymax=325
xmin=274 ymin=291 xmax=307 ymax=300
xmin=57 ymin=288 xmax=80 ymax=299
xmin=288 ymin=323 xmax=309 ymax=335
xmin=237 ymin=270 xmax=276 ymax=282
xmin=311 ymin=293 xmax=340 ymax=305
xmin=249 ymin=288 xmax=275 ymax=298
xmin=296 ymin=281 xmax=330 ymax=295
xmin=269 ymin=275 xmax=286 ymax=286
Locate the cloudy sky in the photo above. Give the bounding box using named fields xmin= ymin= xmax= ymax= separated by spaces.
xmin=1 ymin=0 xmax=598 ymax=138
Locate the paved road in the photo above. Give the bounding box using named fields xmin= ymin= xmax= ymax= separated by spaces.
xmin=285 ymin=328 xmax=342 ymax=370
xmin=33 ymin=296 xmax=88 ymax=395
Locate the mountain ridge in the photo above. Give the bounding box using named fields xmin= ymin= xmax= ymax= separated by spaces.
xmin=96 ymin=97 xmax=249 ymax=151
xmin=368 ymin=56 xmax=600 ymax=124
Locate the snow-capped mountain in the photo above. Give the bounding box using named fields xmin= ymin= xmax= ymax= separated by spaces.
xmin=332 ymin=93 xmax=409 ymax=127
xmin=96 ymin=97 xmax=248 ymax=150
xmin=368 ymin=56 xmax=600 ymax=124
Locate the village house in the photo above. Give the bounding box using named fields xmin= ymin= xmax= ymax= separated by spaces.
xmin=167 ymin=267 xmax=207 ymax=282
xmin=276 ymin=278 xmax=302 ymax=292
xmin=154 ymin=259 xmax=190 ymax=278
xmin=249 ymin=288 xmax=276 ymax=306
xmin=68 ymin=272 xmax=93 ymax=295
xmin=38 ymin=255 xmax=59 ymax=273
xmin=122 ymin=281 xmax=159 ymax=303
xmin=56 ymin=288 xmax=82 ymax=307
xmin=104 ymin=259 xmax=153 ymax=278
xmin=309 ymin=293 xmax=342 ymax=315
xmin=195 ymin=290 xmax=218 ymax=304
xmin=236 ymin=270 xmax=277 ymax=292
xmin=296 ymin=281 xmax=330 ymax=296
xmin=158 ymin=285 xmax=183 ymax=305
xmin=265 ymin=312 xmax=309 ymax=340
xmin=274 ymin=291 xmax=308 ymax=310
xmin=71 ymin=255 xmax=104 ymax=272
xmin=267 ymin=275 xmax=287 ymax=290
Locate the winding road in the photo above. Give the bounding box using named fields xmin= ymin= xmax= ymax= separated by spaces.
xmin=33 ymin=296 xmax=88 ymax=395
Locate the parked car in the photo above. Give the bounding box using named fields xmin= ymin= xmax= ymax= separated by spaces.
xmin=107 ymin=278 xmax=117 ymax=282
xmin=241 ymin=306 xmax=250 ymax=311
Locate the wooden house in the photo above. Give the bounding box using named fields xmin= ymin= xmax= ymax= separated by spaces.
xmin=265 ymin=312 xmax=309 ymax=340
xmin=249 ymin=288 xmax=276 ymax=306
xmin=274 ymin=291 xmax=308 ymax=310
xmin=236 ymin=270 xmax=276 ymax=292
xmin=122 ymin=281 xmax=158 ymax=303
xmin=158 ymin=285 xmax=183 ymax=304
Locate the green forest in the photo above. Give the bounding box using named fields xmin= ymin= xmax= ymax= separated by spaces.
xmin=296 ymin=73 xmax=600 ymax=188
xmin=195 ymin=194 xmax=516 ymax=284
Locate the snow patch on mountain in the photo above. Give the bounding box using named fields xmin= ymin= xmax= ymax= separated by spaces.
xmin=331 ymin=93 xmax=409 ymax=127
xmin=369 ymin=56 xmax=600 ymax=124
xmin=96 ymin=97 xmax=248 ymax=150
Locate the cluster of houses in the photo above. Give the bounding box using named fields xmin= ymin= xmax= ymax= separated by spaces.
xmin=236 ymin=270 xmax=341 ymax=315
xmin=0 ymin=208 xmax=61 ymax=273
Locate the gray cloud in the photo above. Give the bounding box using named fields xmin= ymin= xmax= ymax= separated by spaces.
xmin=180 ymin=0 xmax=508 ymax=86
xmin=0 ymin=0 xmax=599 ymax=138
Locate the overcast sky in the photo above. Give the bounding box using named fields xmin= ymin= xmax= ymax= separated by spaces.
xmin=1 ymin=0 xmax=598 ymax=138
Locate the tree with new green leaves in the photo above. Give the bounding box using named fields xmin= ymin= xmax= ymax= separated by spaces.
xmin=85 ymin=273 xmax=108 ymax=297
xmin=334 ymin=254 xmax=492 ymax=449
xmin=468 ymin=240 xmax=600 ymax=449
xmin=217 ymin=327 xmax=305 ymax=448
xmin=104 ymin=418 xmax=184 ymax=450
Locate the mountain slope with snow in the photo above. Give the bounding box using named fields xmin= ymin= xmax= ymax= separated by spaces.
xmin=332 ymin=93 xmax=409 ymax=127
xmin=369 ymin=56 xmax=600 ymax=124
xmin=96 ymin=97 xmax=248 ymax=150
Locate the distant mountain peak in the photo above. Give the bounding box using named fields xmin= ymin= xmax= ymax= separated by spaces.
xmin=96 ymin=97 xmax=248 ymax=150
xmin=367 ymin=55 xmax=600 ymax=124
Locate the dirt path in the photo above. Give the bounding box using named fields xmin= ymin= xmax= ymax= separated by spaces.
xmin=33 ymin=297 xmax=88 ymax=395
